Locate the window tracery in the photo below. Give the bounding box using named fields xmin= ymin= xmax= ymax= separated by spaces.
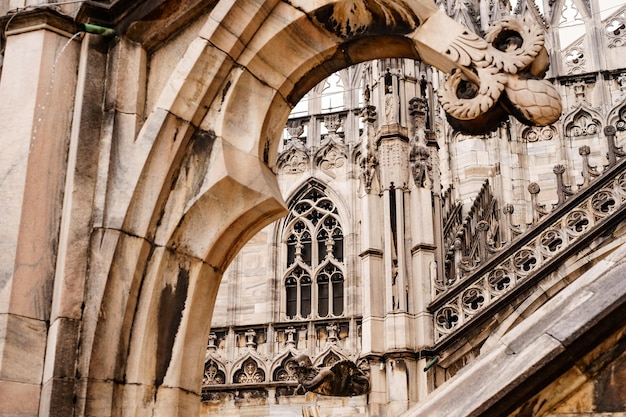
xmin=234 ymin=358 xmax=265 ymax=384
xmin=203 ymin=359 xmax=226 ymax=385
xmin=605 ymin=6 xmax=626 ymax=48
xmin=284 ymin=184 xmax=345 ymax=320
xmin=566 ymin=109 xmax=601 ymax=137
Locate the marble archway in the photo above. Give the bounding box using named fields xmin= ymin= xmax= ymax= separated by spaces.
xmin=78 ymin=1 xmax=561 ymax=416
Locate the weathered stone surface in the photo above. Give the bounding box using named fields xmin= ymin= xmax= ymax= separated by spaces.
xmin=0 ymin=313 xmax=47 ymax=384
xmin=0 ymin=379 xmax=41 ymax=417
xmin=39 ymin=377 xmax=75 ymax=417
xmin=0 ymin=27 xmax=79 ymax=320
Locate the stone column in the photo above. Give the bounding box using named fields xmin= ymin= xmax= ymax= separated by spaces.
xmin=0 ymin=10 xmax=81 ymax=417
xmin=407 ymin=98 xmax=436 ymax=402
xmin=359 ymin=192 xmax=385 ymax=356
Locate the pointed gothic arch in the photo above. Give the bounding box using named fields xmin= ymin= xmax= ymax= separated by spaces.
xmin=33 ymin=1 xmax=561 ymax=415
xmin=564 ymin=106 xmax=603 ymax=137
xmin=270 ymin=349 xmax=300 ymax=383
xmin=280 ymin=179 xmax=349 ymax=321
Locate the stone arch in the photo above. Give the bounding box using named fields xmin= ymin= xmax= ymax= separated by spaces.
xmin=607 ymin=99 xmax=626 ymax=127
xmin=76 ymin=1 xmax=561 ymax=416
xmin=314 ymin=345 xmax=349 ymax=368
xmin=564 ymin=106 xmax=603 ymax=137
xmin=270 ymin=348 xmax=299 ymax=382
xmin=230 ymin=355 xmax=267 ymax=384
xmin=202 ymin=357 xmax=226 ymax=386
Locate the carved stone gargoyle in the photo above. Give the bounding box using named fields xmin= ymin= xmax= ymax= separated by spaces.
xmin=288 ymin=354 xmax=370 ymax=397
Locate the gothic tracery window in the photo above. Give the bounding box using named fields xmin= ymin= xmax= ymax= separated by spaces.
xmin=284 ymin=184 xmax=345 ymax=320
xmin=234 ymin=357 xmax=265 ymax=384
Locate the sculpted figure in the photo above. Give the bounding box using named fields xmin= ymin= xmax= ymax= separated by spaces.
xmin=289 ymin=354 xmax=371 ymax=397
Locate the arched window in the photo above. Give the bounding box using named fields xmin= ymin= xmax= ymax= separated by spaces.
xmin=320 ymin=73 xmax=344 ymax=114
xmin=283 ymin=184 xmax=345 ymax=320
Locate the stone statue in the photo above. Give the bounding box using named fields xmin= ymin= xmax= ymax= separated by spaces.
xmin=289 ymin=354 xmax=370 ymax=397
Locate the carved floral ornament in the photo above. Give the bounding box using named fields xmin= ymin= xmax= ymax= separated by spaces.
xmin=522 ymin=125 xmax=556 ymax=142
xmin=311 ymin=1 xmax=562 ymax=135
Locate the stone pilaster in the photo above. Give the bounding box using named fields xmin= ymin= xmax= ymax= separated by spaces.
xmin=0 ymin=10 xmax=81 ymax=417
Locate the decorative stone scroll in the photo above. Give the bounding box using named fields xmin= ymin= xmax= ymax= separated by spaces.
xmin=310 ymin=1 xmax=562 ymax=134
xmin=433 ymin=15 xmax=562 ymax=133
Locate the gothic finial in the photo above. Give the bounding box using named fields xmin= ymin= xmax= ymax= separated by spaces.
xmin=605 ymin=125 xmax=626 ymax=167
xmin=528 ymin=182 xmax=549 ymax=223
xmin=578 ymin=145 xmax=599 ymax=186
xmin=553 ymin=164 xmax=574 ymax=206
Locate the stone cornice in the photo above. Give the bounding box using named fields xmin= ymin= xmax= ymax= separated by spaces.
xmin=411 ymin=243 xmax=437 ymax=254
xmin=359 ymin=248 xmax=384 ymax=258
xmin=2 ymin=8 xmax=79 ymax=38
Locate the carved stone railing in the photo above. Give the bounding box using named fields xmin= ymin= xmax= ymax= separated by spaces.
xmin=431 ymin=128 xmax=626 ymax=344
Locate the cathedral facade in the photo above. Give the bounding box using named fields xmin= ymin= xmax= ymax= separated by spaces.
xmin=0 ymin=1 xmax=625 ymax=417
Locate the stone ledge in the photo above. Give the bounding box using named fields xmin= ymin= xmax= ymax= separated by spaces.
xmin=2 ymin=8 xmax=79 ymax=38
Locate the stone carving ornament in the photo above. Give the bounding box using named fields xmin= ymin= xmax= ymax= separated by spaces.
xmin=289 ymin=354 xmax=370 ymax=397
xmin=433 ymin=165 xmax=626 ymax=342
xmin=311 ymin=1 xmax=561 ymax=134
xmin=436 ymin=15 xmax=562 ymax=133
xmin=606 ymin=7 xmax=626 ymax=48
